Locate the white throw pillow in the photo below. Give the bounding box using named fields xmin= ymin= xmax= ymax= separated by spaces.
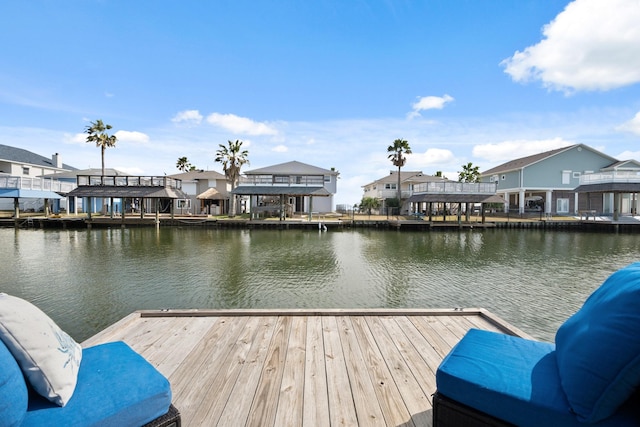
xmin=0 ymin=293 xmax=82 ymax=406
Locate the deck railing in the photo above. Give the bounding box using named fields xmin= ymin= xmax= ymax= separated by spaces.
xmin=75 ymin=175 xmax=182 ymax=189
xmin=238 ymin=175 xmax=325 ymax=186
xmin=0 ymin=175 xmax=76 ymax=193
xmin=579 ymin=171 xmax=640 ymax=185
xmin=412 ymin=181 xmax=498 ymax=194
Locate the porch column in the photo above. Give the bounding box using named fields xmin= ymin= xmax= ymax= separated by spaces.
xmin=518 ymin=189 xmax=525 ymax=214
xmin=13 ymin=198 xmax=19 ymax=219
xmin=546 ymin=190 xmax=553 ymax=215
xmin=613 ymin=193 xmax=620 ymax=221
xmin=573 ymin=192 xmax=579 ymax=215
xmin=308 ymin=196 xmax=313 ymax=221
xmin=87 ymin=197 xmax=92 ymax=219
xmin=503 ymin=192 xmax=509 ymax=213
xmin=73 ymin=196 xmax=78 ymax=215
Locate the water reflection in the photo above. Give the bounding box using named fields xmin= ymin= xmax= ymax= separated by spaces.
xmin=1 ymin=228 xmax=639 ymax=342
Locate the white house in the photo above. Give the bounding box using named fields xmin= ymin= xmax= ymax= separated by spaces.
xmin=167 ymin=170 xmax=230 ymax=215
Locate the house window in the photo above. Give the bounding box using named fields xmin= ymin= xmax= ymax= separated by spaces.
xmin=385 ymin=183 xmax=397 ymax=190
xmin=557 ymin=198 xmax=569 ymax=213
xmin=273 ymin=175 xmax=289 ymax=184
xmin=324 ymin=175 xmax=331 ymax=183
xmin=22 ymin=166 xmax=30 ymax=175
xmin=501 ymin=175 xmax=506 ymax=180
xmin=572 ymin=172 xmax=581 ymax=178
xmin=562 ymin=170 xmax=571 ymax=185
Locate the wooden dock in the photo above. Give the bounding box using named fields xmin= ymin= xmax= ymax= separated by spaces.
xmin=82 ymin=309 xmax=531 ymax=427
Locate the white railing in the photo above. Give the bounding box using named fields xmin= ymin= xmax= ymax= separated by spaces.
xmin=412 ymin=181 xmax=498 ymax=194
xmin=579 ymin=171 xmax=640 ymax=185
xmin=0 ymin=175 xmax=76 ymax=193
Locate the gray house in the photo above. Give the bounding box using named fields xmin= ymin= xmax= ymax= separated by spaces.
xmin=234 ymin=161 xmax=339 ymax=217
xmin=480 ymin=144 xmax=628 ymax=215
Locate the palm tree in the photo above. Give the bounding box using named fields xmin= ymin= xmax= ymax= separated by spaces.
xmin=176 ymin=157 xmax=192 ymax=172
xmin=215 ymin=139 xmax=249 ymax=217
xmin=360 ymin=197 xmax=380 ymax=218
xmin=387 ymin=139 xmax=412 ymax=206
xmin=85 ymin=119 xmax=117 ymax=181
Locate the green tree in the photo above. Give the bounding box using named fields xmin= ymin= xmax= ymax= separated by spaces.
xmin=215 ymin=139 xmax=249 ymax=217
xmin=387 ymin=139 xmax=412 ymax=202
xmin=176 ymin=157 xmax=192 ymax=172
xmin=458 ymin=162 xmax=480 ymax=183
xmin=458 ymin=162 xmax=481 ymax=221
xmin=360 ymin=197 xmax=380 ymax=218
xmin=85 ymin=119 xmax=117 ymax=179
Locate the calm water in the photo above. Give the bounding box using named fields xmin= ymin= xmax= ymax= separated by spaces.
xmin=2 ymin=227 xmax=640 ymax=342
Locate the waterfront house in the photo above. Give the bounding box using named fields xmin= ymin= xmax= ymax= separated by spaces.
xmin=168 ymin=170 xmax=230 ymax=215
xmin=0 ymin=144 xmax=76 ymax=214
xmin=233 ymin=161 xmax=339 ymax=218
xmin=480 ymin=144 xmax=634 ymax=216
xmin=574 ymin=159 xmax=640 ymax=220
xmin=362 ymin=171 xmax=449 ymax=214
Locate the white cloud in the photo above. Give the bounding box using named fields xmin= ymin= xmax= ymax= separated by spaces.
xmin=617 ymin=150 xmax=640 ymax=160
xmin=411 ymin=148 xmax=455 ymax=167
xmin=114 ymin=130 xmax=150 ymax=144
xmin=206 ymin=112 xmax=278 ymax=136
xmin=171 ymin=110 xmax=203 ymax=125
xmin=616 ymin=112 xmax=640 ymax=135
xmin=473 ymin=138 xmax=573 ymax=162
xmin=409 ymin=95 xmax=454 ymax=118
xmin=272 ymin=144 xmax=288 ymax=152
xmin=65 ymin=133 xmax=87 ymax=144
xmin=501 ymin=0 xmax=640 ymax=92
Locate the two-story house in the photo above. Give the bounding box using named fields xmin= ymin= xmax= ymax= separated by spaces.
xmin=480 ymin=144 xmax=638 ymax=216
xmin=167 ymin=169 xmax=230 ymax=215
xmin=233 ymin=161 xmax=339 ymax=218
xmin=0 ymin=144 xmax=76 ymax=214
xmin=362 ymin=171 xmax=448 ymax=214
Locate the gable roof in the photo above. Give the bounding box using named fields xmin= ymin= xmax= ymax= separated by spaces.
xmin=245 ymin=161 xmax=338 ymax=176
xmin=0 ymin=144 xmax=76 ymax=170
xmin=601 ymin=159 xmax=640 ymax=171
xmin=480 ymin=144 xmax=620 ymax=176
xmin=167 ymin=169 xmax=226 ymax=180
xmin=363 ymin=171 xmax=447 ymax=187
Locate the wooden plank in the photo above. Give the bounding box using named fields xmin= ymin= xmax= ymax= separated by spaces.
xmin=216 ymin=316 xmax=278 ymax=427
xmin=337 ymin=316 xmax=387 ymax=426
xmin=350 ymin=316 xmax=414 ymax=427
xmin=188 ymin=315 xmax=264 ymax=426
xmin=171 ymin=316 xmax=249 ymax=424
xmin=147 ymin=316 xmax=220 ymax=379
xmin=273 ymin=316 xmax=307 ymax=427
xmin=303 ymin=316 xmax=330 ymax=427
xmin=81 ymin=312 xmax=140 ymax=347
xmin=367 ymin=316 xmax=430 ymax=426
xmin=407 ymin=316 xmax=454 ymax=359
xmin=245 ymin=316 xmax=292 ymax=427
xmin=322 ymin=315 xmax=359 ymax=426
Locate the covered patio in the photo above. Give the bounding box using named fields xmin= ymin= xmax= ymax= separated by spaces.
xmin=232 ymin=186 xmax=331 ymax=220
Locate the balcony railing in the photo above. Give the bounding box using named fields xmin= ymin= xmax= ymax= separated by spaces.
xmin=579 ymin=171 xmax=640 ymax=185
xmin=412 ymin=181 xmax=498 ymax=194
xmin=75 ymin=175 xmax=182 ymax=189
xmin=238 ymin=175 xmax=325 ymax=187
xmin=0 ymin=175 xmax=76 ymax=193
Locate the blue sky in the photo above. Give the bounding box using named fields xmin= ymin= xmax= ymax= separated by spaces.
xmin=2 ymin=0 xmax=640 ymax=206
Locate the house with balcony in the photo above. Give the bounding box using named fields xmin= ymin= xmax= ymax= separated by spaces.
xmin=232 ymin=161 xmax=339 ymax=218
xmin=574 ymin=160 xmax=640 ymax=220
xmin=0 ymin=144 xmax=76 ymax=214
xmin=167 ymin=170 xmax=229 ymax=215
xmin=479 ymin=144 xmax=636 ymax=216
xmin=362 ymin=171 xmax=448 ymax=214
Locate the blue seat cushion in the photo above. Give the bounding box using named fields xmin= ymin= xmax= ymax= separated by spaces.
xmin=436 ymin=329 xmax=640 ymax=427
xmin=0 ymin=338 xmax=28 ymax=427
xmin=22 ymin=341 xmax=172 ymax=427
xmin=555 ymin=262 xmax=640 ymax=423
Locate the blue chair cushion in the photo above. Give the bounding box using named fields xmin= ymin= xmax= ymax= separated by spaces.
xmin=0 ymin=338 xmax=28 ymax=427
xmin=555 ymin=262 xmax=640 ymax=423
xmin=22 ymin=341 xmax=172 ymax=427
xmin=436 ymin=329 xmax=640 ymax=427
